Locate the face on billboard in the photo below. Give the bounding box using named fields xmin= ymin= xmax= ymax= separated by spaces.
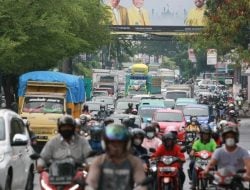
xmin=109 ymin=0 xmax=120 ymax=7
xmin=132 ymin=0 xmax=144 ymax=9
xmin=194 ymin=0 xmax=205 ymax=8
xmin=103 ymin=0 xmax=207 ymax=26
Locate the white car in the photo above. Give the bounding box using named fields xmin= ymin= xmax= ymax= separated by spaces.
xmin=0 ymin=109 xmax=35 ymax=190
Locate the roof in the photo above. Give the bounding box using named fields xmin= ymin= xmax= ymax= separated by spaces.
xmin=18 ymin=71 xmax=85 ymax=103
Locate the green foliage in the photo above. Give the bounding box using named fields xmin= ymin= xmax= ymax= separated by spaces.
xmin=0 ymin=0 xmax=111 ymax=75
xmin=184 ymin=0 xmax=250 ymax=63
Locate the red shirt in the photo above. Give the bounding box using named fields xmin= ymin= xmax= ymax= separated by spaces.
xmin=151 ymin=144 xmax=185 ymax=169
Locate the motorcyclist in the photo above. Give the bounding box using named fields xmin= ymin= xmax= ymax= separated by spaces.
xmin=128 ymin=115 xmax=140 ymax=128
xmin=79 ymin=114 xmax=90 ymax=133
xmin=37 ymin=115 xmax=92 ymax=172
xmin=203 ymin=126 xmax=250 ymax=181
xmin=189 ymin=125 xmax=217 ymax=190
xmin=130 ymin=128 xmax=148 ymax=164
xmin=227 ymin=109 xmax=239 ymax=124
xmin=103 ymin=117 xmax=114 ymax=127
xmin=186 ymin=116 xmax=200 ymax=133
xmin=82 ymin=104 xmax=90 ymax=115
xmin=88 ymin=124 xmax=103 ymax=154
xmin=151 ymin=132 xmax=186 ymax=190
xmin=142 ymin=124 xmax=162 ymax=153
xmin=97 ymin=104 xmax=109 ymax=121
xmin=125 ymin=102 xmax=134 ymax=114
xmin=85 ymin=124 xmax=147 ymax=190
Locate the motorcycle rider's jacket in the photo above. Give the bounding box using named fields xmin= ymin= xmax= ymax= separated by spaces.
xmin=131 ymin=145 xmax=148 ymax=163
xmin=38 ymin=133 xmax=92 ymax=167
xmin=151 ymin=144 xmax=185 ymax=169
xmin=86 ymin=153 xmax=147 ymax=190
xmin=192 ymin=139 xmax=217 ymax=152
xmin=186 ymin=124 xmax=200 ymax=132
xmin=142 ymin=137 xmax=162 ymax=152
xmin=97 ymin=110 xmax=109 ymax=120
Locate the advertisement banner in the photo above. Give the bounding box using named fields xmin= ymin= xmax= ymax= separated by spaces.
xmin=188 ymin=48 xmax=197 ymax=63
xmin=102 ymin=0 xmax=207 ymax=27
xmin=207 ymin=49 xmax=217 ymax=65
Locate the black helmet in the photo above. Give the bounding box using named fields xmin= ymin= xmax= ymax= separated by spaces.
xmin=57 ymin=115 xmax=75 ymax=129
xmin=162 ymin=132 xmax=176 ymax=148
xmin=131 ymin=128 xmax=145 ymax=140
xmin=122 ymin=117 xmax=130 ymax=126
xmin=128 ymin=103 xmax=133 ymax=108
xmin=100 ymin=104 xmax=105 ymax=109
xmin=104 ymin=117 xmax=114 ymax=126
xmin=144 ymin=124 xmax=156 ymax=133
xmin=83 ymin=104 xmax=89 ymax=110
xmin=222 ymin=126 xmax=239 ymax=143
xmin=102 ymin=124 xmax=131 ymax=151
xmin=90 ymin=125 xmax=103 ymax=141
xmin=200 ymin=124 xmax=212 ymax=134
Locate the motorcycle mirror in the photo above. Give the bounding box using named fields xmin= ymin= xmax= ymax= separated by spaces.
xmin=149 ymin=148 xmax=156 ymax=153
xmin=30 ymin=153 xmax=40 ymax=160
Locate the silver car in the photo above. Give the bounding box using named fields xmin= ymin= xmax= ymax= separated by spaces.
xmin=0 ymin=109 xmax=35 ymax=190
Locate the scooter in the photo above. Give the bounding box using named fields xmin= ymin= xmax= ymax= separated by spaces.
xmin=193 ymin=150 xmax=213 ymax=190
xmin=151 ymin=155 xmax=181 ymax=190
xmin=30 ymin=154 xmax=87 ymax=190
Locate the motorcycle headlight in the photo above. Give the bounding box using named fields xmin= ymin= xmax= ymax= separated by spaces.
xmin=224 ymin=176 xmax=233 ymax=184
xmin=162 ymin=157 xmax=173 ymax=165
xmin=150 ymin=165 xmax=157 ymax=172
xmin=200 ymin=152 xmax=209 ymax=159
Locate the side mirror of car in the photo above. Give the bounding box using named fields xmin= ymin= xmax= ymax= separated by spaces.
xmin=11 ymin=134 xmax=28 ymax=146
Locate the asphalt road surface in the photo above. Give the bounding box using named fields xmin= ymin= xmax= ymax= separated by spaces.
xmin=33 ymin=118 xmax=250 ymax=190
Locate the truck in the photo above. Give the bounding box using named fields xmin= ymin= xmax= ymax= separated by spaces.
xmin=125 ymin=63 xmax=161 ymax=96
xmin=18 ymin=71 xmax=85 ymax=150
xmin=165 ymin=84 xmax=194 ymax=100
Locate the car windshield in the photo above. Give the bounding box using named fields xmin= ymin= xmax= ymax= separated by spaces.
xmin=23 ymin=97 xmax=64 ymax=113
xmin=139 ymin=107 xmax=159 ymax=118
xmin=155 ymin=112 xmax=183 ymax=122
xmin=0 ymin=117 xmax=5 ymax=140
xmin=166 ymin=92 xmax=187 ymax=99
xmin=116 ymin=101 xmax=136 ymax=110
xmin=183 ymin=108 xmax=209 ymax=116
xmin=86 ymin=103 xmax=101 ymax=111
xmin=94 ymin=97 xmax=114 ymax=105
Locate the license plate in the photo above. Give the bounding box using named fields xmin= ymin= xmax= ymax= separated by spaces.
xmin=37 ymin=135 xmax=48 ymax=140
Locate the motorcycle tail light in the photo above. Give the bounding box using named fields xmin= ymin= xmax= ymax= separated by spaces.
xmin=163 ymin=177 xmax=170 ymax=183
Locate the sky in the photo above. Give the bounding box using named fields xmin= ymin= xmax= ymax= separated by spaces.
xmin=103 ymin=0 xmax=195 ymax=26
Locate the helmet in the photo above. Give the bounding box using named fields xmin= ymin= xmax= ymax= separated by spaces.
xmin=128 ymin=103 xmax=133 ymax=108
xmin=122 ymin=117 xmax=130 ymax=126
xmin=200 ymin=124 xmax=212 ymax=134
xmin=229 ymin=103 xmax=234 ymax=108
xmin=131 ymin=128 xmax=145 ymax=140
xmin=162 ymin=132 xmax=176 ymax=148
xmin=100 ymin=104 xmax=105 ymax=109
xmin=165 ymin=126 xmax=178 ymax=141
xmin=83 ymin=104 xmax=89 ymax=110
xmin=222 ymin=126 xmax=239 ymax=143
xmin=219 ymin=120 xmax=227 ymax=129
xmin=90 ymin=125 xmax=103 ymax=141
xmin=151 ymin=121 xmax=160 ymax=133
xmin=75 ymin=118 xmax=81 ymax=127
xmin=57 ymin=115 xmax=75 ymax=129
xmin=102 ymin=124 xmax=131 ymax=151
xmin=191 ymin=116 xmax=197 ymax=122
xmin=229 ymin=110 xmax=236 ymax=116
xmin=144 ymin=124 xmax=156 ymax=133
xmin=104 ymin=117 xmax=114 ymax=126
xmin=131 ymin=109 xmax=138 ymax=115
xmin=80 ymin=114 xmax=87 ymax=124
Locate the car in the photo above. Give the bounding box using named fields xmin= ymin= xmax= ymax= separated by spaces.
xmin=109 ymin=113 xmax=142 ymax=127
xmin=0 ymin=109 xmax=35 ymax=190
xmin=114 ymin=98 xmax=140 ymax=114
xmin=174 ymin=98 xmax=197 ymax=110
xmin=152 ymin=109 xmax=186 ymax=143
xmin=182 ymin=104 xmax=215 ymax=125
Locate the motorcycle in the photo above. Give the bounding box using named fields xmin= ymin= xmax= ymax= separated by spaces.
xmin=150 ymin=155 xmax=181 ymax=190
xmin=193 ymin=150 xmax=213 ymax=190
xmin=184 ymin=131 xmax=198 ymax=154
xmin=208 ymin=168 xmax=246 ymax=190
xmin=30 ymin=154 xmax=87 ymax=190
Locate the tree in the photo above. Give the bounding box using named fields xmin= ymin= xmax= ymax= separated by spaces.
xmin=185 ymin=0 xmax=250 ymax=62
xmin=0 ymin=0 xmax=111 ymax=107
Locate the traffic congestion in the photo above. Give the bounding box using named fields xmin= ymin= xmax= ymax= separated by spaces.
xmin=1 ymin=62 xmax=250 ymax=190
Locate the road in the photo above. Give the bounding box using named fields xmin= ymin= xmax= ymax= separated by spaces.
xmin=33 ymin=118 xmax=250 ymax=190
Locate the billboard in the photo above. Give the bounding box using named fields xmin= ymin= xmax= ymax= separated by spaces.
xmin=103 ymin=0 xmax=207 ymax=27
xmin=207 ymin=49 xmax=217 ymax=65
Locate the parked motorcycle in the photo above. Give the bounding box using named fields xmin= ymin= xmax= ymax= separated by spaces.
xmin=193 ymin=150 xmax=213 ymax=190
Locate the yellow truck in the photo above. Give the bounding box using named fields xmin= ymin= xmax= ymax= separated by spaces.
xmin=18 ymin=71 xmax=85 ymax=151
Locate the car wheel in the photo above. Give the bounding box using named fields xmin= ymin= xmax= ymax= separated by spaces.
xmin=5 ymin=172 xmax=12 ymax=190
xmin=25 ymin=167 xmax=34 ymax=190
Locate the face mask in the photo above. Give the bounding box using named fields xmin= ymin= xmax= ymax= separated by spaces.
xmin=146 ymin=132 xmax=155 ymax=139
xmin=225 ymin=138 xmax=235 ymax=147
xmin=60 ymin=130 xmax=74 ymax=139
xmin=133 ymin=138 xmax=142 ymax=146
